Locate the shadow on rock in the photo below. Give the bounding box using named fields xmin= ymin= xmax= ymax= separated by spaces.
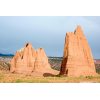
xmin=43 ymin=73 xmax=56 ymax=77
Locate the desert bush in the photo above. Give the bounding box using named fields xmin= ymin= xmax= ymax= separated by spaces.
xmin=86 ymin=76 xmax=93 ymax=79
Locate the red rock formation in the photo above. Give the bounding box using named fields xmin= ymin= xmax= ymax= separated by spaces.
xmin=10 ymin=43 xmax=58 ymax=76
xmin=60 ymin=26 xmax=96 ymax=77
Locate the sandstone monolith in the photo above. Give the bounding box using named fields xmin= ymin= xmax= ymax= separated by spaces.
xmin=60 ymin=26 xmax=96 ymax=77
xmin=10 ymin=43 xmax=58 ymax=76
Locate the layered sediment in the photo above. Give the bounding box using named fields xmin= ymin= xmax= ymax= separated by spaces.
xmin=60 ymin=26 xmax=96 ymax=77
xmin=10 ymin=43 xmax=58 ymax=76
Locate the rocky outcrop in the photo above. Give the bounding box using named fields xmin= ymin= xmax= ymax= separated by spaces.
xmin=60 ymin=26 xmax=96 ymax=77
xmin=10 ymin=43 xmax=58 ymax=76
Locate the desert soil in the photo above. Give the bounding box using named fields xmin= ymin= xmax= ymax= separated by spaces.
xmin=0 ymin=70 xmax=100 ymax=83
xmin=0 ymin=57 xmax=100 ymax=83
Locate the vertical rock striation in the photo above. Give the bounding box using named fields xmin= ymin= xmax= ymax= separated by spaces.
xmin=60 ymin=26 xmax=96 ymax=76
xmin=10 ymin=43 xmax=58 ymax=76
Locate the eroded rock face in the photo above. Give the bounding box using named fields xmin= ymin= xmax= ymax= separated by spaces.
xmin=60 ymin=26 xmax=96 ymax=77
xmin=10 ymin=43 xmax=58 ymax=76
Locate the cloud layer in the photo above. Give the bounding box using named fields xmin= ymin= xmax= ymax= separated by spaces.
xmin=0 ymin=16 xmax=99 ymax=58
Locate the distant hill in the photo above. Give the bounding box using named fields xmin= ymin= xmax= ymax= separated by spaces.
xmin=94 ymin=59 xmax=100 ymax=64
xmin=0 ymin=53 xmax=14 ymax=57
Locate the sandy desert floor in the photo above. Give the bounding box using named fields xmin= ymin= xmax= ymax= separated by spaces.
xmin=0 ymin=70 xmax=100 ymax=83
xmin=0 ymin=57 xmax=100 ymax=83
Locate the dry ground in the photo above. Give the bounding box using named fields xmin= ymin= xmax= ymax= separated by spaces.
xmin=0 ymin=70 xmax=100 ymax=83
xmin=0 ymin=57 xmax=100 ymax=83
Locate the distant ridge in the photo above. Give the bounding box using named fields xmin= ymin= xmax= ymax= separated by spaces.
xmin=0 ymin=53 xmax=14 ymax=57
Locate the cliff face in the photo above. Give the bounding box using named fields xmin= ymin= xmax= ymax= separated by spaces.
xmin=10 ymin=43 xmax=58 ymax=76
xmin=60 ymin=26 xmax=96 ymax=76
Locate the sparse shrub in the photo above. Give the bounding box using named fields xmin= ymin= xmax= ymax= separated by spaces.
xmin=86 ymin=76 xmax=93 ymax=79
xmin=56 ymin=74 xmax=61 ymax=77
xmin=16 ymin=79 xmax=22 ymax=83
xmin=57 ymin=74 xmax=67 ymax=77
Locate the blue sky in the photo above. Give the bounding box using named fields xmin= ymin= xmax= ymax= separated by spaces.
xmin=0 ymin=16 xmax=100 ymax=58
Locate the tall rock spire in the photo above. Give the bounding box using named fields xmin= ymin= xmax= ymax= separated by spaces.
xmin=74 ymin=25 xmax=85 ymax=37
xmin=60 ymin=26 xmax=96 ymax=77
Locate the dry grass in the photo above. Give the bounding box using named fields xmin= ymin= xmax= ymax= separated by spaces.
xmin=0 ymin=70 xmax=100 ymax=83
